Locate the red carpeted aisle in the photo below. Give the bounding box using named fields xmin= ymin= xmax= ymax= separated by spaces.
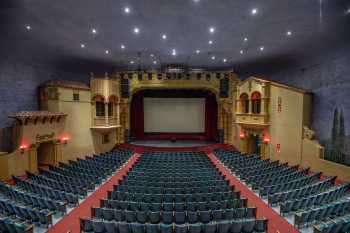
xmin=203 ymin=148 xmax=300 ymax=233
xmin=47 ymin=152 xmax=142 ymax=233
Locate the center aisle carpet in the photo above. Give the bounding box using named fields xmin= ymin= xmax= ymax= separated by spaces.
xmin=47 ymin=152 xmax=142 ymax=233
xmin=202 ymin=146 xmax=300 ymax=233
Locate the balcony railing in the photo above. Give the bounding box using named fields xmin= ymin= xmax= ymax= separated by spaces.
xmin=92 ymin=117 xmax=119 ymax=127
xmin=235 ymin=113 xmax=269 ymax=126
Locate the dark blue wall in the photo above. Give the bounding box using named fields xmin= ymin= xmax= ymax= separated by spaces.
xmin=0 ymin=57 xmax=87 ymax=128
xmin=240 ymin=47 xmax=350 ymax=142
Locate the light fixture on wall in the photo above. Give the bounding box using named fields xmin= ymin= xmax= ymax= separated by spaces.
xmin=61 ymin=136 xmax=70 ymax=144
xmin=263 ymin=135 xmax=270 ymax=143
xmin=239 ymin=132 xmax=245 ymax=139
xmin=19 ymin=144 xmax=28 ymax=154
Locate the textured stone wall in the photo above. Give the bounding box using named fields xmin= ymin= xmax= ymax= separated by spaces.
xmin=0 ymin=58 xmax=88 ymax=128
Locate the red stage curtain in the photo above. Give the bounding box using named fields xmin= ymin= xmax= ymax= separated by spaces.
xmin=130 ymin=92 xmax=144 ymax=139
xmin=205 ymin=93 xmax=218 ymax=141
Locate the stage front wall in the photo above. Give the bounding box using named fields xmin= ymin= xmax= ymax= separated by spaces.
xmin=144 ymin=98 xmax=205 ymax=133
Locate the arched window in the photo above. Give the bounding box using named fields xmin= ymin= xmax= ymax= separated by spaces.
xmin=108 ymin=96 xmax=118 ymax=117
xmin=93 ymin=95 xmax=105 ymax=117
xmin=240 ymin=93 xmax=249 ymax=113
xmin=251 ymin=91 xmax=261 ymax=114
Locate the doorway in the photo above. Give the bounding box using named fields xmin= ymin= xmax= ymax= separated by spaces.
xmin=37 ymin=141 xmax=56 ymax=166
xmin=248 ymin=133 xmax=261 ymax=155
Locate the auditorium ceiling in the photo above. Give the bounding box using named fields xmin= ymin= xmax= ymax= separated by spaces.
xmin=1 ymin=0 xmax=350 ymax=73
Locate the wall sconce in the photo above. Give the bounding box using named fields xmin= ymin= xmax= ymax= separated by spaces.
xmin=263 ymin=136 xmax=270 ymax=143
xmin=61 ymin=136 xmax=70 ymax=144
xmin=239 ymin=132 xmax=245 ymax=139
xmin=19 ymin=144 xmax=28 ymax=154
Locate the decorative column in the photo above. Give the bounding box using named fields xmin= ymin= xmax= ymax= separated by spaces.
xmin=27 ymin=144 xmax=38 ymax=173
xmin=53 ymin=140 xmax=63 ymax=166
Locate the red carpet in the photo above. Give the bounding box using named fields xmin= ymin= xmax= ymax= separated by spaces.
xmin=204 ymin=148 xmax=300 ymax=233
xmin=47 ymin=152 xmax=142 ymax=233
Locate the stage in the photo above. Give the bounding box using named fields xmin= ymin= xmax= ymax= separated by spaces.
xmin=129 ymin=140 xmax=215 ymax=148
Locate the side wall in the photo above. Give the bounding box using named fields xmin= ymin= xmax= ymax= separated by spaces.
xmin=268 ymin=86 xmax=306 ymax=165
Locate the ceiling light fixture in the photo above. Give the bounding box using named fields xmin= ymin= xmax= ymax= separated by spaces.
xmin=259 ymin=46 xmax=264 ymax=51
xmin=80 ymin=43 xmax=85 ymax=48
xmin=121 ymin=44 xmax=125 ymax=49
xmin=244 ymin=37 xmax=248 ymax=42
xmin=153 ymin=61 xmax=157 ymax=64
xmin=124 ymin=7 xmax=131 ymax=14
xmin=211 ymin=56 xmax=215 ymax=60
xmin=150 ymin=54 xmax=154 ymax=57
xmin=25 ymin=25 xmax=31 ymax=31
xmin=133 ymin=27 xmax=140 ymax=34
xmin=209 ymin=27 xmax=215 ymax=34
xmin=130 ymin=60 xmax=134 ymax=64
xmin=240 ymin=50 xmax=244 ymax=54
xmin=162 ymin=34 xmax=167 ymax=40
xmin=209 ymin=40 xmax=213 ymax=45
xmin=251 ymin=8 xmax=258 ymax=15
xmin=196 ymin=50 xmax=200 ymax=54
xmin=105 ymin=50 xmax=109 ymax=54
xmin=172 ymin=49 xmax=176 ymax=56
xmin=346 ymin=8 xmax=350 ymax=14
xmin=91 ymin=28 xmax=97 ymax=34
xmin=287 ymin=30 xmax=292 ymax=36
xmin=223 ymin=58 xmax=227 ymax=63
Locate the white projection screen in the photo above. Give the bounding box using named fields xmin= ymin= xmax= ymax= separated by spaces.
xmin=144 ymin=98 xmax=205 ymax=133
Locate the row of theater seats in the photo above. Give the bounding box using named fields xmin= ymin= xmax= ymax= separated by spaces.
xmin=214 ymin=149 xmax=350 ymax=233
xmin=0 ymin=149 xmax=133 ymax=233
xmin=80 ymin=151 xmax=268 ymax=233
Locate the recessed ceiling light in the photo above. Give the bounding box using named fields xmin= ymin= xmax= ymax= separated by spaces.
xmin=346 ymin=8 xmax=350 ymax=14
xmin=133 ymin=27 xmax=140 ymax=34
xmin=244 ymin=37 xmax=248 ymax=42
xmin=105 ymin=50 xmax=109 ymax=54
xmin=130 ymin=60 xmax=134 ymax=64
xmin=259 ymin=46 xmax=264 ymax=51
xmin=80 ymin=43 xmax=85 ymax=48
xmin=172 ymin=49 xmax=176 ymax=56
xmin=25 ymin=25 xmax=31 ymax=31
xmin=91 ymin=28 xmax=97 ymax=34
xmin=121 ymin=44 xmax=125 ymax=49
xmin=124 ymin=7 xmax=131 ymax=14
xmin=193 ymin=0 xmax=200 ymax=3
xmin=161 ymin=34 xmax=167 ymax=40
xmin=209 ymin=27 xmax=215 ymax=34
xmin=211 ymin=56 xmax=215 ymax=60
xmin=196 ymin=50 xmax=200 ymax=54
xmin=251 ymin=8 xmax=258 ymax=15
xmin=223 ymin=58 xmax=227 ymax=63
xmin=150 ymin=54 xmax=154 ymax=57
xmin=209 ymin=40 xmax=213 ymax=45
xmin=240 ymin=50 xmax=244 ymax=54
xmin=287 ymin=30 xmax=292 ymax=36
xmin=153 ymin=61 xmax=157 ymax=64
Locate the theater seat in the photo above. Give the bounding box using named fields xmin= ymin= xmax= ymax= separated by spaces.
xmin=131 ymin=222 xmax=145 ymax=233
xmin=160 ymin=223 xmax=173 ymax=233
xmin=203 ymin=222 xmax=216 ymax=233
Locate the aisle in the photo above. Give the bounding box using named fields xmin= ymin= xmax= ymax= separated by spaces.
xmin=47 ymin=152 xmax=142 ymax=233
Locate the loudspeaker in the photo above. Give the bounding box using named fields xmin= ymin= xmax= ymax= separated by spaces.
xmin=120 ymin=78 xmax=130 ymax=98
xmin=219 ymin=76 xmax=229 ymax=98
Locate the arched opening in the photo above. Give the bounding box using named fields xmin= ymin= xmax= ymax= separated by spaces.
xmin=37 ymin=141 xmax=56 ymax=167
xmin=108 ymin=95 xmax=118 ymax=118
xmin=240 ymin=93 xmax=249 ymax=113
xmin=251 ymin=91 xmax=261 ymax=114
xmin=130 ymin=89 xmax=218 ymax=141
xmin=92 ymin=95 xmax=106 ymax=117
